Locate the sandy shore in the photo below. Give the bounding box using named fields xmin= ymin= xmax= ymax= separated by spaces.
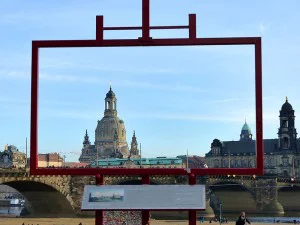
xmin=0 ymin=218 xmax=287 ymax=225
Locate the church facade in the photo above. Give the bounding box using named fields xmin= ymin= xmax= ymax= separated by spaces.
xmin=205 ymin=98 xmax=300 ymax=178
xmin=79 ymin=87 xmax=140 ymax=163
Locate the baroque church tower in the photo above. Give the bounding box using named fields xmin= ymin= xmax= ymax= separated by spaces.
xmin=130 ymin=131 xmax=140 ymax=157
xmin=79 ymin=87 xmax=140 ymax=163
xmin=278 ymin=97 xmax=297 ymax=151
xmin=83 ymin=130 xmax=91 ymax=150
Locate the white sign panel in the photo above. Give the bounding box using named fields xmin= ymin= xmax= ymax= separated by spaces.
xmin=81 ymin=185 xmax=206 ymax=210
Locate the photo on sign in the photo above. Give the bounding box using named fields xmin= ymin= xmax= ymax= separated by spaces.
xmin=88 ymin=188 xmax=125 ymax=203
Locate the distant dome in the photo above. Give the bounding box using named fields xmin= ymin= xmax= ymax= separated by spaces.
xmin=240 ymin=120 xmax=253 ymax=141
xmin=280 ymin=97 xmax=294 ymax=117
xmin=106 ymin=86 xmax=115 ymax=98
xmin=242 ymin=122 xmax=251 ymax=134
xmin=281 ymin=97 xmax=293 ymax=112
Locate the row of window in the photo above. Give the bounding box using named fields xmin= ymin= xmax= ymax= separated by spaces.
xmin=213 ymin=159 xmax=256 ymax=168
xmin=106 ymin=101 xmax=117 ymax=110
xmin=212 ymin=157 xmax=300 ymax=168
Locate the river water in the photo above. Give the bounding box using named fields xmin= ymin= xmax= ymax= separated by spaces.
xmin=0 ymin=206 xmax=25 ymax=217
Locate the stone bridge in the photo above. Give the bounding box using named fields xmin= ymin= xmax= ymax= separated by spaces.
xmin=0 ymin=169 xmax=181 ymax=218
xmin=0 ymin=169 xmax=299 ymax=218
xmin=206 ymin=175 xmax=300 ymax=216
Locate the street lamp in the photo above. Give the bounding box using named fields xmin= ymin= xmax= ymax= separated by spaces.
xmin=219 ymin=202 xmax=223 ymax=225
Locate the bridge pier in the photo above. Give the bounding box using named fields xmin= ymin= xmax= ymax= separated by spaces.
xmin=255 ymin=178 xmax=284 ymax=215
xmin=261 ymin=200 xmax=284 ymax=215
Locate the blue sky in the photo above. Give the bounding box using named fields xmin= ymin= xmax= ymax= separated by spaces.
xmin=1 ymin=0 xmax=300 ymax=162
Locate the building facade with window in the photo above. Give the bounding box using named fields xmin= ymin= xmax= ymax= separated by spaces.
xmin=79 ymin=87 xmax=140 ymax=163
xmin=37 ymin=153 xmax=63 ymax=167
xmin=205 ymin=98 xmax=300 ymax=178
xmin=0 ymin=145 xmax=26 ymax=168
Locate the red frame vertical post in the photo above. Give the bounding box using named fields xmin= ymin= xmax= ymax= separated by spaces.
xmin=142 ymin=0 xmax=151 ymax=40
xmin=189 ymin=174 xmax=197 ymax=225
xmin=255 ymin=38 xmax=263 ymax=172
xmin=189 ymin=14 xmax=196 ymax=39
xmin=95 ymin=174 xmax=104 ymax=225
xmin=142 ymin=175 xmax=151 ymax=225
xmin=96 ymin=16 xmax=104 ymax=41
xmin=30 ymin=44 xmax=39 ymax=172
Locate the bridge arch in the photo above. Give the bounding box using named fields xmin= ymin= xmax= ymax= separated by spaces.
xmin=208 ymin=181 xmax=257 ymax=215
xmin=3 ymin=181 xmax=76 ymax=217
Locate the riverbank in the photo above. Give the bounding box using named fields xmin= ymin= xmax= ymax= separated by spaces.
xmin=0 ymin=218 xmax=297 ymax=225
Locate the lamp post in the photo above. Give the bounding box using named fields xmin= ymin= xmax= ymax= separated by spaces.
xmin=96 ymin=146 xmax=99 ymax=168
xmin=140 ymin=143 xmax=142 ymax=168
xmin=228 ymin=149 xmax=230 ymax=168
xmin=219 ymin=202 xmax=223 ymax=225
xmin=187 ymin=149 xmax=189 ymax=169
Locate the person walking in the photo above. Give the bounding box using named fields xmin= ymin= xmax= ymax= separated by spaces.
xmin=236 ymin=211 xmax=251 ymax=225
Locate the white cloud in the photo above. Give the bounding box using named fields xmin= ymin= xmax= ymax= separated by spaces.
xmin=41 ymin=58 xmax=179 ymax=75
xmin=0 ymin=69 xmax=29 ymax=79
xmin=128 ymin=112 xmax=248 ymax=123
xmin=185 ymin=45 xmax=254 ymax=57
xmin=208 ymin=98 xmax=239 ymax=103
xmin=39 ymin=108 xmax=99 ymax=120
xmin=39 ymin=72 xmax=206 ymax=93
xmin=0 ymin=97 xmax=29 ymax=104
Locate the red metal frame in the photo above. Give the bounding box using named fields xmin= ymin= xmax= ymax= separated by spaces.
xmin=30 ymin=39 xmax=263 ymax=177
xmin=30 ymin=1 xmax=263 ymax=224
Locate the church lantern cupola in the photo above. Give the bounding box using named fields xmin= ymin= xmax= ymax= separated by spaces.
xmin=240 ymin=120 xmax=253 ymax=141
xmin=278 ymin=97 xmax=297 ymax=150
xmin=104 ymin=86 xmax=117 ymax=117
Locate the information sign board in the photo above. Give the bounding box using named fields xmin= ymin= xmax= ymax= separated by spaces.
xmin=81 ymin=185 xmax=206 ymax=210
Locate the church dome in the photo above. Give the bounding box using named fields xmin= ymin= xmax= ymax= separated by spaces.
xmin=95 ymin=116 xmax=127 ymax=143
xmin=106 ymin=86 xmax=115 ymax=98
xmin=95 ymin=115 xmax=129 ymax=157
xmin=281 ymin=97 xmax=293 ymax=112
xmin=240 ymin=120 xmax=252 ymax=141
xmin=94 ymin=86 xmax=129 ymax=158
xmin=241 ymin=122 xmax=251 ymax=134
xmin=280 ymin=97 xmax=294 ymax=117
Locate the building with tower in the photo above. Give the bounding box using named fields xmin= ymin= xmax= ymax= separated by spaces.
xmin=0 ymin=144 xmax=26 ymax=168
xmin=79 ymin=87 xmax=140 ymax=163
xmin=205 ymin=98 xmax=300 ymax=178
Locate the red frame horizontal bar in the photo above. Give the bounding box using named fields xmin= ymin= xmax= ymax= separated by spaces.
xmin=103 ymin=25 xmax=189 ymax=30
xmin=30 ymin=168 xmax=262 ymax=176
xmin=33 ymin=37 xmax=260 ymax=48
